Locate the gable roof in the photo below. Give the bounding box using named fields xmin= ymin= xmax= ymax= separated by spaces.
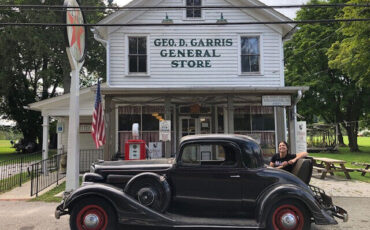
xmin=95 ymin=0 xmax=294 ymax=39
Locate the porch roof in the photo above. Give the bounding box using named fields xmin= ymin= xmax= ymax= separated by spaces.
xmin=99 ymin=86 xmax=309 ymax=96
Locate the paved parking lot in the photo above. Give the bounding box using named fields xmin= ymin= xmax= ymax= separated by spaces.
xmin=0 ymin=197 xmax=369 ymax=230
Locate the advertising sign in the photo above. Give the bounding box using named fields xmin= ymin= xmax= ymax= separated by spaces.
xmin=159 ymin=120 xmax=171 ymax=141
xmin=296 ymin=121 xmax=307 ymax=153
xmin=148 ymin=142 xmax=163 ymax=159
xmin=64 ymin=0 xmax=86 ymax=63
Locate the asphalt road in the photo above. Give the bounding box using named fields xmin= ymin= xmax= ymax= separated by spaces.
xmin=0 ymin=197 xmax=369 ymax=230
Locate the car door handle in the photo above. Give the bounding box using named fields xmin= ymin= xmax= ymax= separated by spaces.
xmin=230 ymin=175 xmax=240 ymax=178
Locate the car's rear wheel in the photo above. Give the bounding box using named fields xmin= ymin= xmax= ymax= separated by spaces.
xmin=267 ymin=200 xmax=311 ymax=230
xmin=126 ymin=177 xmax=169 ymax=213
xmin=69 ymin=197 xmax=117 ymax=230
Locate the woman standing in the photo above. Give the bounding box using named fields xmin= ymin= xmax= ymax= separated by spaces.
xmin=270 ymin=141 xmax=308 ymax=172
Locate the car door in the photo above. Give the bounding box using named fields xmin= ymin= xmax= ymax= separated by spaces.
xmin=170 ymin=141 xmax=243 ymax=213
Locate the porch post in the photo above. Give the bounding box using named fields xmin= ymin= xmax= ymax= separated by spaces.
xmin=42 ymin=115 xmax=49 ymax=175
xmin=104 ymin=95 xmax=113 ymax=161
xmin=275 ymin=107 xmax=287 ymax=152
xmin=42 ymin=115 xmax=49 ymax=161
xmin=227 ymin=96 xmax=234 ymax=133
xmin=164 ymin=97 xmax=171 ymax=158
xmin=288 ymin=105 xmax=297 ymax=154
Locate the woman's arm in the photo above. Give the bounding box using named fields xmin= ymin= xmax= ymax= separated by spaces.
xmin=288 ymin=152 xmax=308 ymax=164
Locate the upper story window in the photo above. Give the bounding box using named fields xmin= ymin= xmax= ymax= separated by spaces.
xmin=241 ymin=37 xmax=260 ymax=73
xmin=186 ymin=0 xmax=202 ymax=18
xmin=129 ymin=37 xmax=147 ymax=73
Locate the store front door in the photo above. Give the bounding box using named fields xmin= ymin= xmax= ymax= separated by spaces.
xmin=179 ymin=116 xmax=212 ymax=139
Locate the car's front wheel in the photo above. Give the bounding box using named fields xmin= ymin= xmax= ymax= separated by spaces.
xmin=267 ymin=200 xmax=311 ymax=230
xmin=69 ymin=197 xmax=117 ymax=230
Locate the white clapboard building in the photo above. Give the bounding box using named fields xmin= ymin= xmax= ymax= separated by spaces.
xmin=30 ymin=0 xmax=308 ymax=161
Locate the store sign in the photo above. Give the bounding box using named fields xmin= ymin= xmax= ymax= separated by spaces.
xmin=57 ymin=123 xmax=64 ymax=133
xmin=159 ymin=120 xmax=171 ymax=141
xmin=296 ymin=121 xmax=307 ymax=153
xmin=262 ymin=95 xmax=291 ymax=106
xmin=79 ymin=123 xmax=91 ymax=133
xmin=148 ymin=142 xmax=163 ymax=159
xmin=153 ymin=38 xmax=233 ymax=68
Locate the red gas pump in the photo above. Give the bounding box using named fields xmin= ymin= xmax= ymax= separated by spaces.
xmin=125 ymin=139 xmax=146 ymax=160
xmin=124 ymin=123 xmax=146 ymax=160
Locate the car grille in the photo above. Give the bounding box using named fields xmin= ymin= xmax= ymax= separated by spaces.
xmin=309 ymin=185 xmax=333 ymax=208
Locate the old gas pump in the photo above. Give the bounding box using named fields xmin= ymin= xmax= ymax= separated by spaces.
xmin=125 ymin=123 xmax=146 ymax=160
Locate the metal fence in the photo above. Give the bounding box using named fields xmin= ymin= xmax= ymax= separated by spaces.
xmin=30 ymin=149 xmax=103 ymax=196
xmin=0 ymin=152 xmax=41 ymax=193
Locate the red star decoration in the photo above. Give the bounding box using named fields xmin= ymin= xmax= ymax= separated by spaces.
xmin=67 ymin=10 xmax=85 ymax=54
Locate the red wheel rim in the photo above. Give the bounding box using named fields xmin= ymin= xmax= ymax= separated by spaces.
xmin=272 ymin=204 xmax=304 ymax=230
xmin=76 ymin=205 xmax=108 ymax=230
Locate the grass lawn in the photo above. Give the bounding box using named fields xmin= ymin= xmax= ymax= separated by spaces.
xmin=310 ymin=136 xmax=370 ymax=183
xmin=0 ymin=140 xmax=58 ymax=163
xmin=0 ymin=140 xmax=16 ymax=154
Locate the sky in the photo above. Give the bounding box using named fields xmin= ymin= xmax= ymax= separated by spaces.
xmin=113 ymin=0 xmax=309 ymax=19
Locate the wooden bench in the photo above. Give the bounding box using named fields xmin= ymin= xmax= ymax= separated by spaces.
xmin=313 ymin=166 xmax=327 ymax=173
xmin=352 ymin=162 xmax=370 ymax=176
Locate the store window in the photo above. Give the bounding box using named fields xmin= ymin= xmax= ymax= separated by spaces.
xmin=241 ymin=37 xmax=260 ymax=73
xmin=128 ymin=37 xmax=147 ymax=73
xmin=186 ymin=0 xmax=202 ymax=18
xmin=118 ymin=106 xmax=167 ymax=156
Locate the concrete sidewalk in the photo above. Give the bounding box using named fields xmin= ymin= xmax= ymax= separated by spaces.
xmin=0 ymin=178 xmax=65 ymax=201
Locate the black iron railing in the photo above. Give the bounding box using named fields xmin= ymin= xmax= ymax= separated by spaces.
xmin=30 ymin=149 xmax=103 ymax=196
xmin=0 ymin=152 xmax=41 ymax=193
xmin=30 ymin=153 xmax=66 ymax=197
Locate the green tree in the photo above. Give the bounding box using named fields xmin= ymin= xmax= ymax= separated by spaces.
xmin=284 ymin=0 xmax=367 ymax=152
xmin=0 ymin=0 xmax=106 ymax=147
xmin=327 ymin=0 xmax=370 ymax=88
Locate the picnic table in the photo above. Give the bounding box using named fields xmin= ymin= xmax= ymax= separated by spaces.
xmin=352 ymin=162 xmax=370 ymax=176
xmin=312 ymin=157 xmax=352 ymax=179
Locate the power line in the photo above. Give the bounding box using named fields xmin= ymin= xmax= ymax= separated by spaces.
xmin=0 ymin=4 xmax=369 ymax=11
xmin=0 ymin=18 xmax=369 ymax=27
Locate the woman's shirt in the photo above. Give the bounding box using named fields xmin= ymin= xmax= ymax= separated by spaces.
xmin=270 ymin=153 xmax=297 ymax=172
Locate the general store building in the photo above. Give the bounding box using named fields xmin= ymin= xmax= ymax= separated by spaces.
xmin=30 ymin=0 xmax=308 ymax=161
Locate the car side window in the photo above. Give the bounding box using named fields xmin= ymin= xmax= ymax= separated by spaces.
xmin=180 ymin=143 xmax=238 ymax=167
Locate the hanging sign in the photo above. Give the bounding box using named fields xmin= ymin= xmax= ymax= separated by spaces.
xmin=64 ymin=0 xmax=86 ymax=63
xmin=262 ymin=95 xmax=291 ymax=106
xmin=296 ymin=121 xmax=307 ymax=153
xmin=148 ymin=142 xmax=163 ymax=159
xmin=159 ymin=120 xmax=171 ymax=141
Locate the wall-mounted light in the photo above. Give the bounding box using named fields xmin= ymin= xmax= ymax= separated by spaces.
xmin=152 ymin=112 xmax=159 ymax=117
xmin=216 ymin=13 xmax=227 ymax=24
xmin=162 ymin=13 xmax=173 ymax=24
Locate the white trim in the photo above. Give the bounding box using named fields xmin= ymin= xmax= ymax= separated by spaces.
xmin=115 ymin=105 xmax=119 ymax=153
xmin=182 ymin=0 xmax=205 ymax=21
xmin=107 ymin=38 xmax=112 ymax=87
xmin=238 ymin=34 xmax=263 ymax=76
xmin=124 ymin=34 xmax=151 ymax=77
xmin=280 ymin=37 xmax=285 ymax=86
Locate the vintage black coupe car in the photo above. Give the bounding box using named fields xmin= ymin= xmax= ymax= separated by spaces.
xmin=55 ymin=134 xmax=348 ymax=230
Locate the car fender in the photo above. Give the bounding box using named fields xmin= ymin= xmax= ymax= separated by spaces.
xmin=256 ymin=184 xmax=337 ymax=227
xmin=58 ymin=183 xmax=174 ymax=224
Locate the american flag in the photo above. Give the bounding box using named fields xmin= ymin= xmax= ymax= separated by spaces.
xmin=91 ymin=79 xmax=105 ymax=148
